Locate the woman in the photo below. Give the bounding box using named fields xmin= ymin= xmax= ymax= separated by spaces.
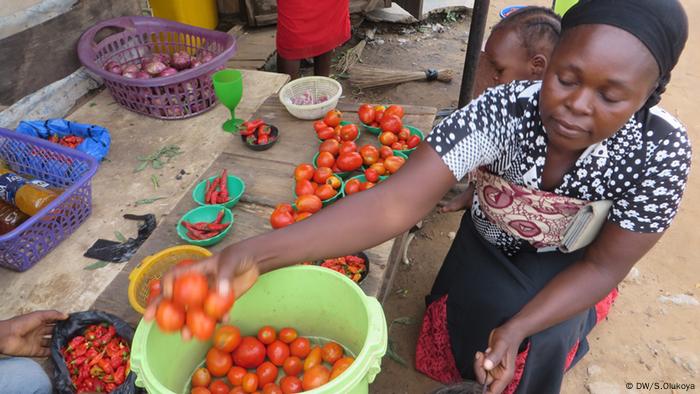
xmin=149 ymin=1 xmax=691 ymax=392
xmin=275 ymin=0 xmax=351 ymax=79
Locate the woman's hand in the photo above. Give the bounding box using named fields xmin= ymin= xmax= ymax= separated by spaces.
xmin=473 ymin=324 xmax=525 ymax=394
xmin=0 ymin=310 xmax=69 ymax=357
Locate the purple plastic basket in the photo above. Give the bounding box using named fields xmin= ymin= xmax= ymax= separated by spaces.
xmin=0 ymin=128 xmax=98 ymax=272
xmin=77 ymin=16 xmax=237 ymax=120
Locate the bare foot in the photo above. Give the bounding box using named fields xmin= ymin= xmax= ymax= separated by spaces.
xmin=438 ymin=190 xmax=473 ymax=213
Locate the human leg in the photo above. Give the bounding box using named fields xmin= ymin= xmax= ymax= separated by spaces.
xmin=0 ymin=357 xmax=52 ymax=394
xmin=277 ymin=53 xmax=301 ymax=80
xmin=313 ymin=51 xmax=332 ymax=77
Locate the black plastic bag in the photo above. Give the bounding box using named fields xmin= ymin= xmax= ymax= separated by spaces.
xmin=50 ymin=311 xmax=140 ymax=394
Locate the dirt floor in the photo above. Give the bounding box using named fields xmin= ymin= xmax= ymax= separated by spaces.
xmin=327 ymin=1 xmax=700 ymax=393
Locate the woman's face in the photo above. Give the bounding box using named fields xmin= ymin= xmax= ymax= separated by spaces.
xmin=539 ymin=24 xmax=659 ymax=153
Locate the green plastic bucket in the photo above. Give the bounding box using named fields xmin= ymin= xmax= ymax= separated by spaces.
xmin=130 ymin=265 xmax=387 ymax=394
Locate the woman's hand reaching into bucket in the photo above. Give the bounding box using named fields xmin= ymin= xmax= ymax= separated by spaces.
xmin=473 ymin=325 xmax=524 ymax=394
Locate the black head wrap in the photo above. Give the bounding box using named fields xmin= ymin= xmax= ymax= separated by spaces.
xmin=561 ymin=0 xmax=688 ymax=108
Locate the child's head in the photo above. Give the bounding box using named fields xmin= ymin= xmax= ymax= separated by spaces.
xmin=484 ymin=6 xmax=561 ymax=85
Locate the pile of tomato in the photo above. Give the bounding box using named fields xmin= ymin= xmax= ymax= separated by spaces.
xmin=60 ymin=323 xmax=130 ymax=393
xmin=313 ymin=110 xmax=359 ymax=142
xmin=319 ymin=255 xmax=367 ymax=283
xmin=359 ymin=104 xmax=421 ymax=151
xmin=191 ymin=325 xmax=354 ymax=394
xmin=294 ymin=163 xmax=342 ymax=203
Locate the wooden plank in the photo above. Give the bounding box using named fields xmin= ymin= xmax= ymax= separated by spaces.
xmin=226 ymin=26 xmax=276 ymax=70
xmin=0 ymin=0 xmax=142 ymax=106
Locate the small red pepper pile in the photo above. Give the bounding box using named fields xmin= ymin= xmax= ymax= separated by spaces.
xmin=240 ymin=119 xmax=275 ymax=145
xmin=205 ymin=169 xmax=229 ymax=205
xmin=320 ymin=255 xmax=367 ymax=283
xmin=60 ymin=323 xmax=130 ymax=393
xmin=182 ymin=209 xmax=230 ymax=240
xmin=48 ymin=134 xmax=84 ymax=149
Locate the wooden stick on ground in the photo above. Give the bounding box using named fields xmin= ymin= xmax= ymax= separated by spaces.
xmin=349 ymin=64 xmax=453 ymax=89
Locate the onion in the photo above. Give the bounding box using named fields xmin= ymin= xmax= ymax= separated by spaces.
xmin=157 ymin=67 xmax=178 ymax=78
xmin=190 ymin=59 xmax=203 ymax=69
xmin=171 ymin=51 xmax=192 ymax=70
xmin=107 ymin=64 xmax=123 ymax=74
xmin=134 ymin=71 xmax=151 ymax=79
xmin=122 ymin=64 xmax=140 ymax=74
xmin=144 ymin=61 xmax=167 ymax=76
xmin=197 ymin=51 xmax=214 ymax=64
xmin=122 ymin=71 xmax=137 ymax=79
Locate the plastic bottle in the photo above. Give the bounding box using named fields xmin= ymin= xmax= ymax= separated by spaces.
xmin=0 ymin=200 xmax=29 ymax=235
xmin=0 ymin=169 xmax=58 ymax=216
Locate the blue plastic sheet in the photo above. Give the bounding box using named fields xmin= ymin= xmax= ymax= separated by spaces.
xmin=16 ymin=119 xmax=111 ymax=162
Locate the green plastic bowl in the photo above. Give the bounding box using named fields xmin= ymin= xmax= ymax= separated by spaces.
xmin=360 ymin=121 xmax=381 ymax=135
xmin=130 ymin=265 xmax=387 ymax=394
xmin=294 ymin=174 xmax=344 ymax=207
xmin=313 ymin=152 xmax=354 ymax=179
xmin=316 ymin=121 xmax=361 ymax=143
xmin=378 ymin=126 xmax=424 ymax=157
xmin=192 ymin=174 xmax=245 ymax=208
xmin=176 ymin=206 xmax=234 ymax=247
xmin=342 ymin=174 xmax=389 ymax=197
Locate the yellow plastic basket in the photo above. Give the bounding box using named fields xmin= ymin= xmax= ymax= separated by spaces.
xmin=128 ymin=245 xmax=212 ymax=314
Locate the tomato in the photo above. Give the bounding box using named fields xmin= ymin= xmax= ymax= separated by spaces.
xmin=187 ymin=307 xmax=216 ymax=341
xmin=326 ymin=175 xmax=341 ymax=190
xmin=316 ymin=151 xmax=335 ymax=168
xmin=313 ymin=120 xmax=327 ymax=133
xmin=336 ymin=152 xmax=363 ymax=172
xmin=266 ymin=340 xmax=290 ymax=366
xmin=274 ymin=203 xmax=293 ymax=215
xmin=294 ymin=212 xmax=312 ymax=222
xmin=373 ymin=105 xmax=386 ymax=123
xmin=232 ymin=337 xmax=266 ymax=369
xmin=360 ymin=181 xmax=376 ymax=191
xmin=257 ymin=326 xmax=277 ymax=346
xmin=384 ymin=104 xmax=405 ymax=119
xmin=358 ymin=104 xmax=375 ymax=124
xmin=241 ymin=372 xmax=259 ymax=393
xmin=315 ymin=184 xmax=336 ymax=201
xmin=206 ymin=348 xmax=233 ymax=377
xmin=204 ymin=291 xmax=235 ymax=320
xmin=192 ymin=367 xmax=212 ymax=387
xmin=384 ymin=155 xmax=406 ymax=174
xmin=293 ymin=164 xmax=314 ymax=182
xmin=277 ymin=327 xmax=297 ymax=344
xmin=332 ymin=164 xmax=343 ymax=173
xmin=303 ymin=347 xmax=322 ymax=371
xmin=321 ymin=342 xmax=344 ymax=364
xmin=364 ymin=168 xmax=379 ymax=183
xmin=339 ymin=124 xmax=359 ymax=141
xmin=331 ymin=357 xmax=355 ymax=380
xmin=262 ymin=383 xmax=283 ymax=394
xmin=229 ymin=387 xmax=245 ymax=394
xmin=279 ymin=356 xmax=301 ymax=377
xmin=316 ymin=127 xmax=336 ymax=141
xmin=359 ymin=145 xmax=379 ymax=166
xmin=270 ymin=209 xmax=294 ymax=229
xmin=313 ymin=167 xmax=333 ymax=184
xmin=191 ymin=387 xmax=211 ymax=394
xmin=209 ymin=380 xmax=230 ymax=394
xmin=407 ymin=134 xmax=421 ymax=148
xmin=256 ymin=361 xmax=278 ymax=386
xmin=295 ymin=195 xmax=322 ymax=214
xmin=397 ymin=127 xmax=410 ymax=141
xmin=227 ymin=366 xmax=247 ymax=386
xmin=173 ymin=272 xmax=208 ymax=309
xmin=301 ymin=365 xmax=330 ymax=391
xmin=344 ymin=179 xmax=361 ymax=195
xmin=156 ymin=299 xmax=185 ymax=332
xmin=391 ymin=141 xmax=404 ymax=150
xmin=380 ymin=114 xmax=403 ymax=134
xmin=279 ymin=376 xmax=302 ymax=394
xmin=289 ymin=337 xmax=311 ymax=358
xmin=294 ymin=180 xmax=314 ymax=197
xmin=147 ymin=278 xmax=161 ymax=305
xmin=178 ymin=259 xmax=198 ymax=267
xmin=379 ymin=146 xmax=394 ymax=159
xmin=214 ymin=325 xmax=242 ymax=352
xmin=379 ymin=131 xmax=398 ymax=146
xmin=318 ymin=139 xmax=340 ymax=156
xmin=369 ymin=162 xmax=386 ymax=176
xmin=323 ymin=109 xmax=342 ymax=127
xmin=338 ymin=141 xmax=357 ymax=155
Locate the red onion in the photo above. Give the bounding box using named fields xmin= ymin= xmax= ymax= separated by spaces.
xmin=134 ymin=71 xmax=151 ymax=79
xmin=122 ymin=72 xmax=137 ymax=79
xmin=171 ymin=51 xmax=192 ymax=70
xmin=197 ymin=51 xmax=214 ymax=64
xmin=107 ymin=64 xmax=123 ymax=74
xmin=122 ymin=64 xmax=141 ymax=74
xmin=190 ymin=59 xmax=203 ymax=69
xmin=104 ymin=60 xmax=119 ymax=70
xmin=157 ymin=67 xmax=178 ymax=78
xmin=144 ymin=61 xmax=167 ymax=76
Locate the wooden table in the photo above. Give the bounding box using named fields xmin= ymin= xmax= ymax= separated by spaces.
xmin=92 ymin=96 xmax=437 ymax=327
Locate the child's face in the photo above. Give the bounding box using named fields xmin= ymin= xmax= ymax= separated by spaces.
xmin=484 ymin=27 xmax=535 ymax=85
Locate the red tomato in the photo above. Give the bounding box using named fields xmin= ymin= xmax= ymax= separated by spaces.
xmin=279 ymin=376 xmax=302 ymax=394
xmin=336 ymin=152 xmax=363 ymax=172
xmin=241 ymin=372 xmax=259 ymax=393
xmin=407 ymin=134 xmax=421 ymax=148
xmin=358 ymin=104 xmax=375 ymax=125
xmin=257 ymin=326 xmax=277 ymax=346
xmin=313 ymin=120 xmax=327 ymax=133
xmin=380 ymin=114 xmax=402 ymax=133
xmin=214 ymin=325 xmax=242 ymax=352
xmin=227 ymin=366 xmax=247 ymax=386
xmin=323 ymin=109 xmax=342 ymax=127
xmin=294 ymin=212 xmax=312 ymax=222
xmin=147 ymin=278 xmax=161 ymax=305
xmin=209 ymin=380 xmax=230 ymax=394
xmin=270 ymin=209 xmax=294 ymax=229
xmin=278 ymin=328 xmax=298 ymax=344
xmin=301 ymin=365 xmax=330 ymax=391
xmin=316 ymin=127 xmax=336 ymax=140
xmin=373 ymin=106 xmax=386 ymax=123
xmin=321 ymin=342 xmax=344 ymax=364
xmin=360 ymin=181 xmax=376 ymax=191
xmin=187 ymin=307 xmax=216 ymax=341
xmin=274 ymin=203 xmax=293 ymax=215
xmin=379 ymin=146 xmax=394 ymax=159
xmin=313 ymin=167 xmax=333 ymax=184
xmin=331 ymin=357 xmax=355 ymax=380
xmin=339 ymin=124 xmax=359 ymax=141
xmin=370 ymin=162 xmax=387 ymax=176
xmin=203 ymin=291 xmax=235 ymax=320
xmin=384 ymin=156 xmax=406 ymax=174
xmin=229 ymin=387 xmax=245 ymax=394
xmin=384 ymin=104 xmax=405 ymax=119
xmin=192 ymin=367 xmax=212 ymax=387
xmin=173 ymin=272 xmax=208 ymax=309
xmin=295 ymin=195 xmax=322 ymax=214
xmin=359 ymin=145 xmax=379 ymax=166
xmin=262 ymin=383 xmax=283 ymax=394
xmin=256 ymin=361 xmax=278 ymax=387
xmin=294 ymin=180 xmax=314 ymax=197
xmin=191 ymin=387 xmax=211 ymax=394
xmin=391 ymin=141 xmax=404 ymax=150
xmin=326 ymin=175 xmax=342 ymax=190
xmin=318 ymin=139 xmax=340 ymax=156
xmin=289 ymin=337 xmax=311 ymax=358
xmin=316 ymin=152 xmax=335 ymax=168
xmin=364 ymin=168 xmax=380 ymax=183
xmin=315 ymin=184 xmax=337 ymax=201
xmin=338 ymin=141 xmax=358 ymax=155
xmin=178 ymin=259 xmax=198 ymax=267
xmin=155 ymin=299 xmax=185 ymax=332
xmin=397 ymin=127 xmax=410 ymax=141
xmin=206 ymin=348 xmax=233 ymax=377
xmin=379 ymin=131 xmax=398 ymax=146
xmin=266 ymin=340 xmax=290 ymax=367
xmin=344 ymin=179 xmax=361 ymax=195
xmin=282 ymin=356 xmax=303 ymax=377
xmin=293 ymin=164 xmax=314 ymax=182
xmin=232 ymin=337 xmax=266 ymax=369
xmin=303 ymin=347 xmax=322 ymax=371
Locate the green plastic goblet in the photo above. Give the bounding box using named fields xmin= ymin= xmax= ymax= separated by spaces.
xmin=212 ymin=69 xmax=244 ymax=132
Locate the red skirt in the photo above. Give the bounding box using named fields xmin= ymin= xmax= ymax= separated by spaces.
xmin=276 ymin=0 xmax=351 ymax=60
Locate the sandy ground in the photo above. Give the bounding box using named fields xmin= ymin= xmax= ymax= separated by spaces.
xmin=359 ymin=1 xmax=700 ymax=393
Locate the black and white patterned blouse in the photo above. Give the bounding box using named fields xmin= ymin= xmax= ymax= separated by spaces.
xmin=427 ymin=81 xmax=692 ymax=255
